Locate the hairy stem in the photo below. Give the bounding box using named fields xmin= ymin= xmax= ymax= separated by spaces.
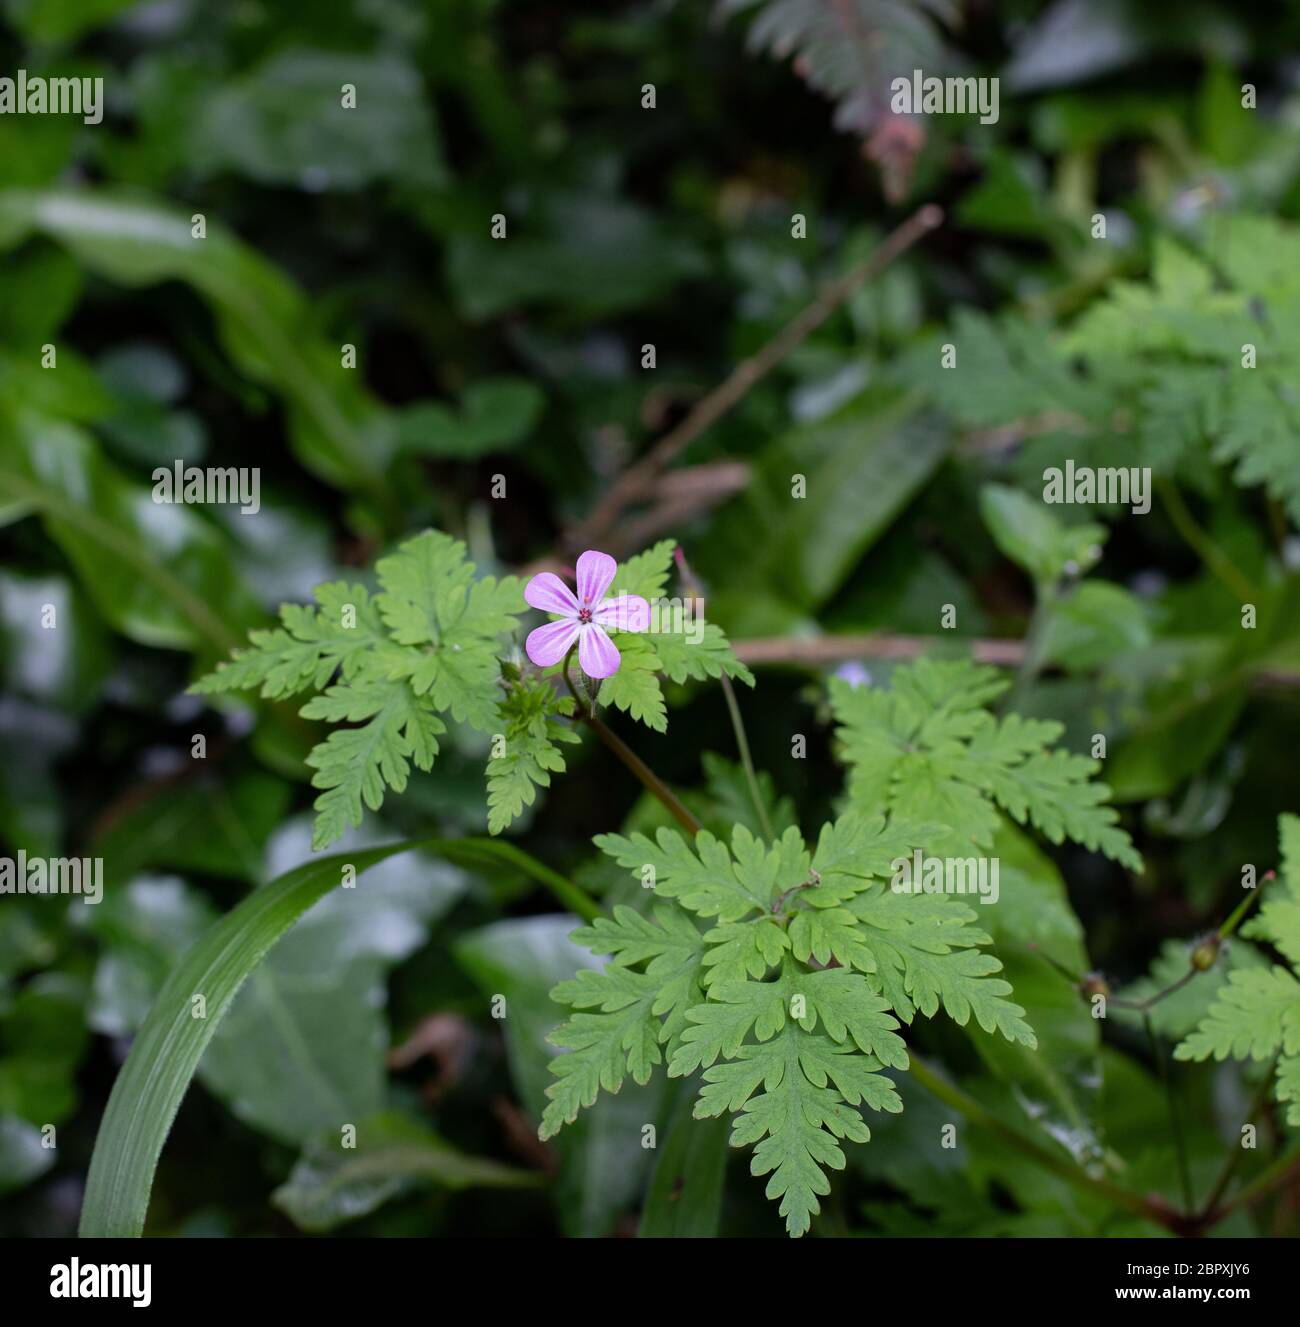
xmin=563 ymin=650 xmax=702 ymax=835
xmin=720 ymin=671 xmax=774 ymax=840
xmin=673 ymin=545 xmax=773 ymax=841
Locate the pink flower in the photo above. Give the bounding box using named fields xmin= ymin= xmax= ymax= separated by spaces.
xmin=523 ymin=550 xmax=650 ymax=679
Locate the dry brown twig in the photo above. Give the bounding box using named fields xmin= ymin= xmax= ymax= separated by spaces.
xmin=731 ymin=632 xmax=1300 ymax=689
xmin=563 ymin=203 xmax=945 ymax=555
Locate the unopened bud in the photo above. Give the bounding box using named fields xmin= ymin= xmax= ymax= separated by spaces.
xmin=1190 ymin=933 xmax=1222 ymax=972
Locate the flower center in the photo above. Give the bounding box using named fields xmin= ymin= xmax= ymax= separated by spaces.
xmin=577 ymin=607 xmax=593 ymax=624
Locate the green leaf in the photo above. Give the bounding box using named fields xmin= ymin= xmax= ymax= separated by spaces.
xmin=486 ymin=672 xmax=579 ymax=835
xmin=192 ymin=582 xmax=386 ymax=700
xmin=0 ymin=408 xmax=260 ymax=654
xmin=89 ymin=773 xmax=290 ymax=882
xmin=979 ymin=483 xmax=1106 ymax=587
xmin=272 ymin=1110 xmax=538 ymax=1232
xmin=76 ymin=877 xmax=218 ymax=1039
xmin=694 ymin=1019 xmax=899 ymax=1238
xmin=0 ymin=189 xmax=398 ymax=499
xmin=1040 ymin=581 xmax=1152 ymax=670
xmin=375 ymin=530 xmax=522 ymax=731
xmin=191 ymin=51 xmax=444 ymax=190
xmin=78 ymin=836 xmax=578 ymax=1236
xmin=456 ymin=915 xmax=667 ymax=1236
xmin=539 ymin=905 xmax=708 ymax=1138
xmin=197 ymin=824 xmax=466 ymax=1144
xmin=596 ymin=634 xmax=667 ymax=731
xmin=546 ymin=815 xmax=1030 ymax=1235
xmin=1175 ymin=967 xmax=1300 ymax=1063
xmin=397 ymin=378 xmax=543 ymax=459
xmin=698 ymin=386 xmax=950 ymax=631
xmin=0 ymin=973 xmax=90 ymax=1126
xmin=195 ymin=530 xmax=525 ymax=848
xmin=0 ymin=1114 xmax=53 ymax=1196
xmin=610 ymin=541 xmax=677 ymax=601
xmin=446 ymin=190 xmax=705 ymax=320
xmin=302 ymin=681 xmax=446 ymax=849
xmin=2 ymin=0 xmax=141 ymax=41
xmin=839 ymin=887 xmax=1036 ymax=1045
xmin=594 ymin=824 xmax=804 ymax=922
xmin=638 ymin=1085 xmax=729 ymax=1237
xmin=831 ymin=657 xmax=1141 ymax=870
xmin=1176 ymin=816 xmax=1300 ymax=1125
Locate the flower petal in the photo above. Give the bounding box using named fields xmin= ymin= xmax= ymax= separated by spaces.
xmin=524 ymin=571 xmax=579 ymax=616
xmin=578 ymin=623 xmax=621 ymax=678
xmin=575 ymin=549 xmax=617 ymax=607
xmin=593 ymin=593 xmax=650 ymax=632
xmin=525 ymin=618 xmax=580 ymax=668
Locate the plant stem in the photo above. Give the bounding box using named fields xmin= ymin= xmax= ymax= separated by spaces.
xmin=1158 ymin=479 xmax=1257 ymax=603
xmin=1210 ymin=1146 xmax=1300 ymax=1224
xmin=1219 ymin=883 xmax=1265 ymax=939
xmin=1108 ymin=967 xmax=1197 ymax=1012
xmin=1004 ymin=583 xmax=1056 ymax=713
xmin=1197 ymin=1058 xmax=1278 ymax=1222
xmin=563 ymin=651 xmax=702 ymax=836
xmin=444 ymin=838 xmax=602 ymax=923
xmin=1145 ymin=1011 xmax=1193 ymax=1213
xmin=720 ymin=671 xmax=774 ymax=840
xmin=905 ymin=1053 xmax=1178 ymax=1231
xmin=673 ymin=545 xmax=774 ymax=842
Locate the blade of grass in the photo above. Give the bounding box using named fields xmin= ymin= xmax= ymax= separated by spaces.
xmin=639 ymin=1081 xmax=729 ymax=1237
xmin=80 ymin=837 xmax=596 ymax=1237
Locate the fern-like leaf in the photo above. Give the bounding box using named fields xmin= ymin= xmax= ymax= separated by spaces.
xmin=542 ymin=814 xmax=1032 ymax=1234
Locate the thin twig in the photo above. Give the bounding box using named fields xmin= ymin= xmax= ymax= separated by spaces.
xmin=733 ymin=633 xmax=1026 ymax=667
xmin=729 ymin=632 xmax=1300 ymax=688
xmin=567 ymin=204 xmax=944 ymax=552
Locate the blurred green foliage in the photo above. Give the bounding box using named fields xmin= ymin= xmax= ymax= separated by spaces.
xmin=2 ymin=0 xmax=1299 ymax=1238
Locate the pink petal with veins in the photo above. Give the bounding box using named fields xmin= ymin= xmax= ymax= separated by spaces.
xmin=525 ymin=618 xmax=581 ymax=668
xmin=523 ymin=571 xmax=579 ymax=617
xmin=575 ymin=550 xmax=617 ymax=607
xmin=578 ymin=623 xmax=621 ymax=678
xmin=593 ymin=593 xmax=650 ymax=632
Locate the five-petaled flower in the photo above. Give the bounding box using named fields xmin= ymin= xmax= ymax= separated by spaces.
xmin=523 ymin=550 xmax=650 ymax=679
